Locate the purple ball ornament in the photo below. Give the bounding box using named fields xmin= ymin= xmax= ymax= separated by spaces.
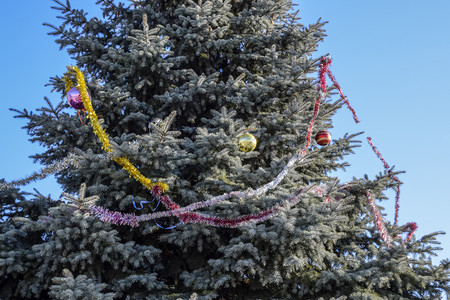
xmin=67 ymin=87 xmax=89 ymax=110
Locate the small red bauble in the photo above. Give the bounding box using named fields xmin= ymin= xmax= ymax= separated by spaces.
xmin=315 ymin=130 xmax=331 ymax=146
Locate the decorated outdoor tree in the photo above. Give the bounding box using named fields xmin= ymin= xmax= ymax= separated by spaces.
xmin=1 ymin=0 xmax=449 ymax=299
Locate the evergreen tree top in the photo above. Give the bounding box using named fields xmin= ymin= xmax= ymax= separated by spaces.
xmin=1 ymin=0 xmax=449 ymax=299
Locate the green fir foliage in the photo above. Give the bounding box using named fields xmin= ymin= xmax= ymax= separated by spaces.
xmin=1 ymin=0 xmax=449 ymax=299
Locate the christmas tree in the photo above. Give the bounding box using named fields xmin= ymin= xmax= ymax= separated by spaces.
xmin=1 ymin=0 xmax=449 ymax=299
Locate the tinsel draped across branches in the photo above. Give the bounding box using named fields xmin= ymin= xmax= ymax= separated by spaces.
xmin=2 ymin=57 xmax=417 ymax=247
xmin=64 ymin=66 xmax=169 ymax=193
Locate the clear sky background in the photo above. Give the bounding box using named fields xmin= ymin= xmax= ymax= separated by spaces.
xmin=0 ymin=1 xmax=449 ymax=264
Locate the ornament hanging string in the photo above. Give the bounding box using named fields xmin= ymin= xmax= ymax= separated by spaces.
xmin=132 ymin=197 xmax=152 ymax=210
xmin=58 ymin=61 xmax=416 ymax=246
xmin=132 ymin=196 xmax=181 ymax=229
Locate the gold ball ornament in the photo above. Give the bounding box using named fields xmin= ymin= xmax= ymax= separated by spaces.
xmin=238 ymin=133 xmax=257 ymax=152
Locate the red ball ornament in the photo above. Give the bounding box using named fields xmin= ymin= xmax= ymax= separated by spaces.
xmin=67 ymin=87 xmax=88 ymax=110
xmin=315 ymin=130 xmax=331 ymax=146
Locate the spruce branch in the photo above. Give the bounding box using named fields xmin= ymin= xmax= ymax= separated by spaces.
xmin=9 ymin=107 xmax=33 ymax=120
xmin=284 ymin=98 xmax=309 ymax=121
xmin=0 ymin=153 xmax=82 ymax=190
xmin=42 ymin=22 xmax=78 ymax=49
xmin=36 ymin=97 xmax=64 ymax=120
xmin=50 ymin=0 xmax=71 ymax=13
xmin=62 ymin=182 xmax=100 ymax=211
xmin=45 ymin=75 xmax=66 ymax=93
xmin=149 ymin=111 xmax=178 ymax=143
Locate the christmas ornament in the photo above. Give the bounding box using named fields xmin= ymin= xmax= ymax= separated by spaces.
xmin=67 ymin=86 xmax=87 ymax=110
xmin=315 ymin=130 xmax=331 ymax=146
xmin=238 ymin=133 xmax=257 ymax=152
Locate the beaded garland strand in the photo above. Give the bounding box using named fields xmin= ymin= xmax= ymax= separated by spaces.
xmin=3 ymin=58 xmax=417 ymax=247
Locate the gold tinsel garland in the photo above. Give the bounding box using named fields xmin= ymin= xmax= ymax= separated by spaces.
xmin=64 ymin=66 xmax=168 ymax=192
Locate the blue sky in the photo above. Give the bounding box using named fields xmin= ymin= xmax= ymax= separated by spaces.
xmin=0 ymin=1 xmax=449 ymax=264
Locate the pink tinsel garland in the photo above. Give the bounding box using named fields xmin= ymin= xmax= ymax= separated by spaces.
xmin=91 ymin=188 xmax=307 ymax=228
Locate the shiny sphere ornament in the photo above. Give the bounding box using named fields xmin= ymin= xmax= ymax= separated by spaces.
xmin=67 ymin=87 xmax=88 ymax=110
xmin=315 ymin=130 xmax=331 ymax=146
xmin=238 ymin=133 xmax=257 ymax=152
